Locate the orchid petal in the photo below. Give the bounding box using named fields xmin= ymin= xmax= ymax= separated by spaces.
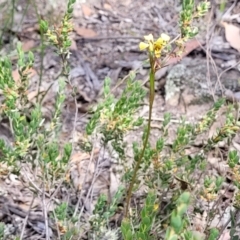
xmin=160 ymin=33 xmax=170 ymax=42
xmin=139 ymin=42 xmax=149 ymax=50
xmin=144 ymin=34 xmax=154 ymax=42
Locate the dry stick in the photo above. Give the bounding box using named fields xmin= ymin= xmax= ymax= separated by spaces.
xmin=23 ymin=162 xmax=65 ymax=207
xmin=110 ymin=71 xmax=135 ymax=94
xmin=76 ymin=151 xmax=104 ymax=240
xmin=43 ymin=61 xmax=80 ymax=236
xmin=89 ymin=149 xmax=110 ymax=209
xmin=195 ymin=5 xmax=221 ymax=100
xmin=42 ymin=172 xmax=50 ymax=240
xmin=76 ymin=146 xmax=113 ymax=240
xmin=70 ymin=80 xmax=79 ymax=155
xmin=52 ymin=209 xmax=61 ymax=240
xmin=22 ymin=168 xmax=50 ymax=197
xmin=45 ymin=63 xmax=81 ymax=209
xmin=217 ymin=60 xmax=240 ymax=85
xmin=206 ymin=143 xmax=239 ymax=234
xmin=19 ymin=196 xmax=35 ymax=240
xmin=210 ymin=185 xmax=234 ymax=232
xmin=200 ymin=45 xmax=221 ymax=97
xmin=53 ymin=195 xmax=71 ymax=240
xmin=72 ymin=144 xmax=99 ymax=218
xmin=76 ymin=36 xmax=142 ymax=41
xmin=71 ymin=58 xmax=137 ymax=239
xmin=212 ymin=59 xmax=240 ymax=99
xmin=221 ymin=0 xmax=238 ymax=21
xmin=191 ymin=12 xmax=228 ymax=230
xmin=198 ymin=12 xmax=240 ymax=98
xmin=205 ymin=7 xmax=220 ymax=101
xmin=217 ymin=209 xmax=240 ymax=240
xmin=143 ymin=116 xmax=191 ymax=124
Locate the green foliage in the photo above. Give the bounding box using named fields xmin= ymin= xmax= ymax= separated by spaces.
xmin=50 ymin=201 xmax=79 ymax=239
xmin=165 ymin=192 xmax=191 ymax=239
xmin=0 ymin=44 xmax=71 ymax=177
xmin=208 ymin=228 xmax=219 ymax=240
xmin=86 ymin=73 xmax=146 ymax=158
xmin=228 ymin=209 xmax=240 ymax=240
xmin=121 ymin=191 xmax=158 ymax=240
xmin=219 ymin=0 xmax=226 ymax=12
xmin=0 ymin=4 xmax=74 ymax=236
xmin=121 ymin=218 xmax=133 ymax=240
xmin=180 ymin=0 xmax=210 ymax=39
xmin=40 ymin=0 xmax=76 ymax=76
xmin=136 ymin=191 xmax=158 ymax=239
xmin=90 ymin=186 xmax=124 ymax=239
xmin=0 ymin=222 xmax=4 ymax=239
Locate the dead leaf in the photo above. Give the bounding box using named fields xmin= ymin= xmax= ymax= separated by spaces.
xmin=109 ymin=171 xmax=119 ymax=198
xmin=222 ymin=21 xmax=240 ymax=51
xmin=209 ymin=105 xmax=238 ymax=140
xmin=69 ymin=150 xmax=100 ymax=191
xmin=22 ymin=40 xmax=35 ymax=52
xmin=121 ymin=0 xmax=131 ymax=6
xmin=81 ymin=4 xmax=93 ymax=17
xmin=70 ymin=40 xmax=77 ymax=50
xmin=27 ymin=87 xmax=45 ymax=102
xmin=23 ymin=23 xmax=39 ymax=32
xmin=70 ymin=152 xmax=90 ymax=163
xmin=181 ymin=87 xmax=195 ymax=106
xmin=208 ymin=108 xmax=227 ymax=139
xmin=12 ymin=68 xmax=36 ymax=83
xmin=74 ymin=25 xmax=97 ymax=38
xmin=166 ymin=39 xmax=204 ymax=66
xmin=103 ymin=3 xmax=112 ymax=10
xmin=70 ymin=150 xmax=100 ymax=164
xmin=166 ymin=91 xmax=180 ymax=107
xmin=12 ymin=69 xmax=20 ymax=82
xmin=219 ymin=231 xmax=230 ymax=240
xmin=69 ymin=35 xmax=77 ymax=50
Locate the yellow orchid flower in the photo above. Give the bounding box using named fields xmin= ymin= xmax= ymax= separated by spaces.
xmin=139 ymin=34 xmax=154 ymax=51
xmin=139 ymin=33 xmax=170 ymax=58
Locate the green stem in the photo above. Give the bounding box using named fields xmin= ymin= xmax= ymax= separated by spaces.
xmin=124 ymin=56 xmax=155 ymax=217
xmin=10 ymin=0 xmax=15 ymax=34
xmin=31 ymin=0 xmax=46 ymax=104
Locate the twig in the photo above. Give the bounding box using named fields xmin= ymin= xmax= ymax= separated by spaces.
xmin=205 ymin=6 xmax=219 ymax=102
xmin=76 ymin=36 xmax=142 ymax=42
xmin=222 ymin=0 xmax=238 ymax=21
xmin=39 ymin=82 xmax=54 ymax=105
xmin=142 ymin=116 xmax=191 ymax=124
xmin=72 ymin=144 xmax=98 ymax=218
xmin=217 ymin=209 xmax=239 ymax=240
xmin=19 ymin=195 xmax=35 ymax=240
xmin=111 ymin=70 xmax=136 ymax=94
xmin=52 ymin=204 xmax=62 ymax=240
xmin=76 ymin=147 xmax=105 ymax=240
xmin=42 ymin=172 xmax=50 ymax=240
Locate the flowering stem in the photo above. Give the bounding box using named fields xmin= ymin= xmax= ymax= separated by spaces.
xmin=124 ymin=54 xmax=155 ymax=217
